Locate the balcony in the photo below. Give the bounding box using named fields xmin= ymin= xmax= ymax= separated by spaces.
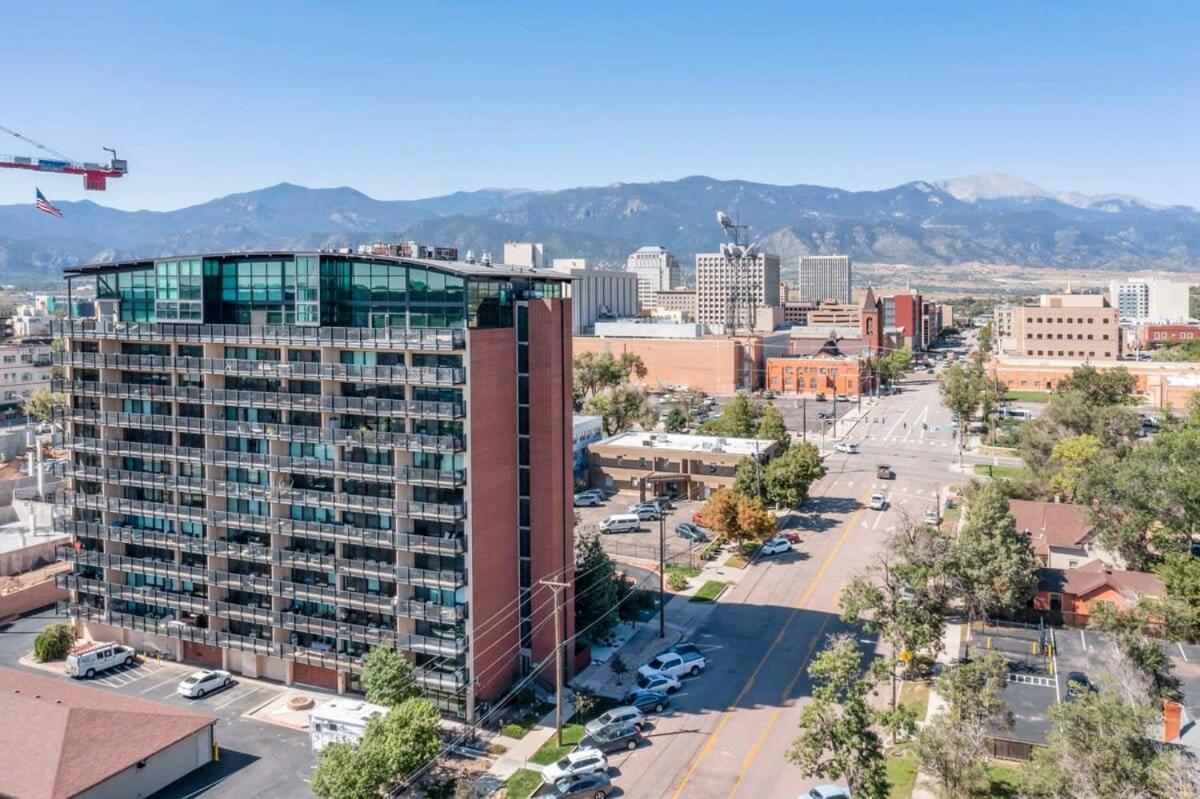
xmin=104 ymin=583 xmax=210 ymax=614
xmin=59 ymin=351 xmax=466 ymax=386
xmin=216 ymin=630 xmax=280 ymax=656
xmin=212 ymin=600 xmax=278 ymax=626
xmin=54 ymin=379 xmax=464 ymax=421
xmin=69 ymin=604 xmax=217 ymax=644
xmin=54 ymin=319 xmax=465 ymax=351
xmin=59 ymin=547 xmax=210 ymax=582
xmin=66 ymin=409 xmax=464 ymax=452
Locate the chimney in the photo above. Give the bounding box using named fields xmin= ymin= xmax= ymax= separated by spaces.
xmin=1164 ymin=699 xmax=1183 ymax=743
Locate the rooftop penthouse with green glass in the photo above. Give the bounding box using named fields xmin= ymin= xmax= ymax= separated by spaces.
xmin=53 ymin=251 xmax=574 ymax=716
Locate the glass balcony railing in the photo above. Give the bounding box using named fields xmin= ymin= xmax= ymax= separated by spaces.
xmin=54 ymin=319 xmax=465 ymax=351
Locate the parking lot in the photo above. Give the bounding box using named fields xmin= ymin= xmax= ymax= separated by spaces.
xmin=0 ymin=608 xmax=314 ymax=798
xmin=576 ymin=494 xmax=712 ymax=567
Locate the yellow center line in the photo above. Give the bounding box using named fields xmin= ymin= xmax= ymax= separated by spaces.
xmin=669 ymin=488 xmax=874 ymax=799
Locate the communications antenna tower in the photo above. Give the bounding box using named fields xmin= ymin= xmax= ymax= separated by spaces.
xmin=716 ymin=210 xmax=759 ymax=335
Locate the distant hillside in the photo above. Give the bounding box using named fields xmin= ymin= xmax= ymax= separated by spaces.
xmin=3 ymin=174 xmax=1200 ymax=280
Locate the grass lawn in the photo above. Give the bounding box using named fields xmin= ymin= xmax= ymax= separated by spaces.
xmin=987 ymin=764 xmax=1023 ymax=798
xmin=972 ymin=463 xmax=1031 ymax=479
xmin=898 ymin=681 xmax=931 ymax=722
xmin=665 ymin=564 xmax=701 ymax=579
xmin=1005 ymin=390 xmax=1052 ymax=403
xmin=498 ymin=699 xmax=554 ymax=739
xmin=529 ymin=722 xmax=587 ymax=765
xmin=724 ymin=552 xmax=749 ymax=568
xmin=503 ymin=768 xmax=543 ymax=799
xmin=689 ymin=580 xmax=727 ymax=602
xmin=939 ymin=504 xmax=961 ymax=532
xmin=886 ymin=750 xmax=918 ymax=799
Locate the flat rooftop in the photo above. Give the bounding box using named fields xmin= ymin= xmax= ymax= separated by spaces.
xmin=597 ymin=431 xmax=775 ymax=456
xmin=310 ymin=698 xmax=388 ymax=725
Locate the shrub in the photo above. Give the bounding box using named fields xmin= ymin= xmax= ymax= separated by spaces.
xmin=667 ymin=572 xmax=689 ymax=591
xmin=700 ymin=537 xmax=725 ymax=561
xmin=33 ymin=623 xmax=74 ymax=662
xmin=571 ymin=686 xmax=599 ymax=718
xmin=609 ymin=654 xmax=628 ymax=680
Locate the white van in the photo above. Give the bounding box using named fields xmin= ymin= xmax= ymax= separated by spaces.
xmin=66 ymin=641 xmax=136 ymax=678
xmin=599 ymin=514 xmax=641 ymax=534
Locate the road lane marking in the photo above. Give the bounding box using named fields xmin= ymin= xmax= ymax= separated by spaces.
xmin=141 ymin=675 xmax=182 ymax=694
xmin=668 ymin=489 xmax=874 ymax=799
xmin=884 ymin=408 xmax=910 ymax=440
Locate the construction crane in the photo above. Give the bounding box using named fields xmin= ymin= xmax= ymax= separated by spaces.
xmin=0 ymin=124 xmax=127 ymax=190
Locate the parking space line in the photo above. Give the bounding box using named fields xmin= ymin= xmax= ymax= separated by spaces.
xmin=1179 ymin=642 xmax=1189 ymax=662
xmin=141 ymin=674 xmax=182 ymax=694
xmin=214 ymin=685 xmax=262 ymax=709
xmin=1079 ymin=629 xmax=1087 ymax=652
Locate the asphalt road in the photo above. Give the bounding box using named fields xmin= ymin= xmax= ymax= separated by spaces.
xmin=608 ymin=372 xmax=973 ymax=798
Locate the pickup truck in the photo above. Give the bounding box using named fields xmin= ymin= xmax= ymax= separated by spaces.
xmin=638 ymin=649 xmax=707 ymax=680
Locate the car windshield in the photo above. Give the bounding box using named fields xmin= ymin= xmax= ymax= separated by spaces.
xmin=554 ymin=756 xmax=572 ymax=769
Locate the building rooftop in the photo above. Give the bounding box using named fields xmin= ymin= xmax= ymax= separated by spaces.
xmin=0 ymin=666 xmax=217 ymax=799
xmin=1009 ymin=499 xmax=1094 ymax=557
xmin=598 ymin=431 xmax=775 ymax=456
xmin=309 ymin=697 xmax=388 ymax=725
xmin=62 ymin=252 xmax=573 ymax=282
xmin=1038 ymin=560 xmax=1164 ymax=601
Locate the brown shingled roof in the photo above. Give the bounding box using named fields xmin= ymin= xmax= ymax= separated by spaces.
xmin=0 ymin=666 xmax=217 ymax=799
xmin=1038 ymin=560 xmax=1165 ymax=601
xmin=1008 ymin=499 xmax=1095 ymax=557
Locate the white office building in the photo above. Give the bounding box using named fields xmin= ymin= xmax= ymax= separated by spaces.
xmin=552 ymin=260 xmax=639 ymax=334
xmin=626 ymin=246 xmax=681 ymax=308
xmin=695 ymin=251 xmax=781 ymax=333
xmin=797 ymin=255 xmax=852 ymax=303
xmin=504 ymin=242 xmax=547 ymax=269
xmin=1109 ymin=278 xmax=1192 ymax=322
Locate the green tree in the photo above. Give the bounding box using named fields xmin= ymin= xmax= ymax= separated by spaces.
xmin=1155 ymin=551 xmax=1200 ymax=639
xmin=21 ymin=388 xmax=65 ymax=424
xmin=572 ymin=351 xmax=647 ymax=407
xmin=361 ymin=645 xmax=421 ymax=707
xmin=310 ymin=741 xmax=391 ymax=799
xmin=1089 ymin=603 xmax=1183 ymax=701
xmin=875 ymin=348 xmax=914 ymax=385
xmin=1023 ymin=686 xmax=1166 ymax=799
xmin=787 ymin=634 xmax=890 ymax=799
xmin=33 ymin=623 xmax=74 ymax=662
xmin=953 ymin=481 xmax=1039 ymax=621
xmin=1056 ymin=364 xmax=1137 ymax=406
xmin=756 ymin=404 xmax=791 ymax=451
xmin=700 ymin=394 xmax=760 ymax=437
xmin=1047 ymin=433 xmax=1103 ymax=501
xmin=916 ymin=653 xmax=1012 ymax=798
xmin=366 ymin=698 xmax=443 ymax=780
xmin=574 ymin=533 xmax=620 ymax=640
xmin=701 ymin=488 xmax=743 ymax=540
xmin=733 ymin=457 xmax=764 ymax=500
xmin=585 ymin=384 xmax=653 ymax=435
xmin=763 ymin=443 xmax=825 ymax=508
xmin=663 ymin=406 xmax=688 ymax=433
xmin=978 ymin=322 xmax=993 ymax=355
xmin=939 ymin=363 xmax=980 ymax=436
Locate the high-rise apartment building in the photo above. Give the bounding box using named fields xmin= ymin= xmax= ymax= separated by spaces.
xmin=625 ymin=246 xmax=681 ymax=308
xmin=797 ymin=255 xmax=851 ymax=304
xmin=53 ymin=251 xmax=575 ymax=720
xmin=0 ymin=339 xmax=52 ymax=424
xmin=1109 ymin=278 xmax=1192 ymax=322
xmin=504 ymin=242 xmax=547 ymax=269
xmin=695 ymin=251 xmax=781 ymax=333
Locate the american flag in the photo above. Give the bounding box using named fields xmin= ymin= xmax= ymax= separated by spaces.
xmin=35 ymin=188 xmax=63 ymax=218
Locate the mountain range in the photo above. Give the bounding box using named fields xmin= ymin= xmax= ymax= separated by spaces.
xmin=3 ymin=173 xmax=1200 ymax=280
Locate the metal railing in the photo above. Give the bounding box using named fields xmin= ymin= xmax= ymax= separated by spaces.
xmin=54 ymin=319 xmax=465 ymax=351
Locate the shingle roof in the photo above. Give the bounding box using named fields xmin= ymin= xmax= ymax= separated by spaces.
xmin=0 ymin=666 xmax=217 ymax=799
xmin=1008 ymin=499 xmax=1094 ymax=557
xmin=1037 ymin=560 xmax=1164 ymax=601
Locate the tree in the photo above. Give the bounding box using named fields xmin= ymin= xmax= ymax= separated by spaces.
xmin=366 ymin=698 xmax=443 ymax=780
xmin=21 ymin=388 xmax=64 ymax=424
xmin=1056 ymin=364 xmax=1136 ymax=406
xmin=952 ymin=481 xmax=1039 ymax=621
xmin=1047 ymin=433 xmax=1103 ymax=501
xmin=939 ymin=363 xmax=980 ymax=436
xmin=916 ymin=654 xmax=1012 ymax=799
xmin=1155 ymin=552 xmax=1200 ymax=640
xmin=574 ymin=533 xmax=620 ymax=640
xmin=33 ymin=622 xmax=74 ymax=662
xmin=977 ymin=322 xmax=993 ymax=355
xmin=756 ymin=404 xmax=791 ymax=451
xmin=361 ymin=645 xmax=421 ymax=707
xmin=663 ymin=406 xmax=688 ymax=433
xmin=763 ymin=443 xmax=825 ymax=508
xmin=701 ymin=489 xmax=743 ymax=540
xmin=1089 ymin=603 xmax=1183 ymax=702
xmin=1023 ymin=686 xmax=1167 ymax=799
xmin=787 ymin=634 xmax=890 ymax=799
xmin=733 ymin=457 xmax=763 ymax=500
xmin=572 ymin=351 xmax=646 ymax=408
xmin=585 ymin=384 xmax=653 ymax=435
xmin=736 ymin=496 xmax=777 ymax=544
xmin=700 ymin=394 xmax=760 ymax=437
xmin=310 ymin=741 xmax=391 ymax=799
xmin=571 ymin=685 xmax=599 ymax=718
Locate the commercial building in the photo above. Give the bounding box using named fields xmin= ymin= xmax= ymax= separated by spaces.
xmin=54 ymin=251 xmax=575 ymax=720
xmin=765 ymin=355 xmax=873 ymax=397
xmin=989 ymin=354 xmax=1200 ymax=410
xmin=550 ymin=260 xmax=638 ymax=334
xmin=1005 ymin=294 xmax=1120 ymax=360
xmin=503 ymin=242 xmax=547 ymax=269
xmin=796 ymin=255 xmax=851 ymax=303
xmin=651 ymin=289 xmax=697 ymax=321
xmin=881 ymin=292 xmax=924 ymax=352
xmin=695 ymin=251 xmax=781 ymax=333
xmin=0 ymin=340 xmax=53 ymax=424
xmin=574 ymin=334 xmax=762 ymax=395
xmin=588 ymin=431 xmax=779 ymax=500
xmin=572 ymin=415 xmax=603 ymax=481
xmin=1137 ymin=323 xmax=1200 ymax=348
xmin=1109 ymin=278 xmax=1191 ymax=322
xmin=0 ymin=665 xmax=217 ymax=799
xmin=626 ymin=246 xmax=681 ymax=309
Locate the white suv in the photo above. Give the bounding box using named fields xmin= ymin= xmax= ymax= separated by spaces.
xmin=835 ymin=442 xmax=858 ymax=454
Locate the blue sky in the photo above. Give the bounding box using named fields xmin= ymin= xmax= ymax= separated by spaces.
xmin=3 ymin=1 xmax=1198 ymax=211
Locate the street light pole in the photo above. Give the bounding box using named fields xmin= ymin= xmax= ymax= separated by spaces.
xmin=539 ymin=578 xmax=571 ymax=747
xmin=658 ymin=514 xmax=666 ymax=639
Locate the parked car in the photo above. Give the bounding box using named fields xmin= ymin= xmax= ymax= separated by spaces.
xmin=635 ymin=670 xmax=681 ymax=693
xmin=667 ymin=641 xmax=700 ymax=658
xmin=540 ymin=748 xmax=608 ymax=783
xmin=875 ymin=464 xmax=894 ymax=479
xmin=639 ymin=649 xmax=707 ymax=680
xmin=66 ymin=642 xmax=136 ymax=679
xmin=781 ymin=530 xmax=803 ymax=544
xmin=599 ymin=514 xmax=641 ymax=534
xmin=805 ymin=786 xmax=852 ymax=799
xmin=834 ymin=442 xmax=858 ymax=454
xmin=691 ymin=511 xmax=707 ymax=526
xmin=581 ymin=722 xmax=642 ymax=753
xmin=868 ymin=493 xmax=887 ymax=511
xmin=574 ymin=492 xmax=603 ymax=507
xmin=835 ymin=394 xmax=850 ymax=402
xmin=547 ymin=772 xmax=612 ymax=799
xmin=649 ymin=496 xmax=673 ymax=513
xmin=817 ymin=410 xmax=834 ymax=420
xmin=675 ymin=522 xmax=709 ymax=543
xmin=628 ymin=503 xmax=662 ymax=521
xmin=815 ymin=393 xmax=827 ymax=402
xmin=760 ymin=536 xmax=792 ymax=556
xmin=1066 ymin=671 xmax=1096 ymax=699
xmin=923 ymin=509 xmax=940 ymax=526
xmin=177 ymin=669 xmax=233 ymax=698
xmin=620 ymin=689 xmax=670 ymax=714
xmin=584 ymin=706 xmax=646 ymax=737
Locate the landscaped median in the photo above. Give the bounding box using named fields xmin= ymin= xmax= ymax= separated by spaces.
xmin=972 ymin=463 xmax=1030 ymax=479
xmin=689 ymin=580 xmax=727 ymax=603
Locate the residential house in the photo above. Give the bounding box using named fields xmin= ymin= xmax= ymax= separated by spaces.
xmin=1008 ymin=499 xmax=1121 ymax=569
xmin=1033 ymin=560 xmax=1164 ymax=627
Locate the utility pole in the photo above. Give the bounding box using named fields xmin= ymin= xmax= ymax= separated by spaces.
xmin=802 ymin=397 xmax=807 ymax=444
xmin=539 ymin=578 xmax=571 ymax=746
xmin=658 ymin=514 xmax=666 ymax=638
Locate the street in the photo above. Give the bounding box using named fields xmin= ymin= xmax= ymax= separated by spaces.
xmin=606 ymin=370 xmax=971 ymax=798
